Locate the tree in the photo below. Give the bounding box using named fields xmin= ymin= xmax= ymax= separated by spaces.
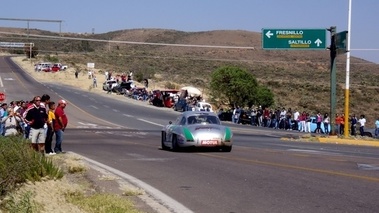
xmin=209 ymin=66 xmax=258 ymax=107
xmin=255 ymin=85 xmax=274 ymax=108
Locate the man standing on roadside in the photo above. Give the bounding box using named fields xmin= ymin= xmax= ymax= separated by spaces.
xmin=24 ymin=96 xmax=47 ymax=153
xmin=358 ymin=114 xmax=366 ymax=137
xmin=54 ymin=100 xmax=68 ymax=154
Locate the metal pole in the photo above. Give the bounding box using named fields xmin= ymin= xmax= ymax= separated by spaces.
xmin=329 ymin=26 xmax=337 ymax=136
xmin=29 ymin=43 xmax=32 ymax=65
xmin=344 ymin=0 xmax=352 ymax=137
xmin=27 ymin=20 xmax=29 ymax=39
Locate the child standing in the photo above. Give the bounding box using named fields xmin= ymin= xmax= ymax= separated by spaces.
xmin=45 ymin=102 xmax=56 ymax=155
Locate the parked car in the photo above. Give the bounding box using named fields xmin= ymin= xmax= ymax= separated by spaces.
xmin=218 ymin=110 xmax=232 ymax=121
xmin=51 ymin=64 xmax=61 ymax=72
xmin=238 ymin=110 xmax=251 ymax=125
xmin=54 ymin=63 xmax=68 ymax=70
xmin=41 ymin=64 xmax=52 ymax=72
xmin=35 ymin=62 xmax=52 ymax=71
xmin=113 ymin=81 xmax=133 ymax=94
xmin=297 ymin=116 xmax=331 ymax=133
xmin=150 ymin=89 xmax=179 ymax=108
xmin=194 ymin=102 xmax=213 ymax=112
xmin=161 ymin=111 xmax=233 ymax=152
xmin=102 ymin=80 xmax=118 ymax=91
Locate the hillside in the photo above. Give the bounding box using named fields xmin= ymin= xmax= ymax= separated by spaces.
xmin=0 ymin=27 xmax=379 ymax=125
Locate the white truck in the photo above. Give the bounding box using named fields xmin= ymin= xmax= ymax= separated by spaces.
xmin=194 ymin=101 xmax=213 ymax=112
xmin=54 ymin=63 xmax=68 ymax=70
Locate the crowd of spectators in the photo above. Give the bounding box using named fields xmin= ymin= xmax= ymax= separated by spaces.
xmin=223 ymin=106 xmax=372 ymax=137
xmin=0 ymin=94 xmax=68 ymax=155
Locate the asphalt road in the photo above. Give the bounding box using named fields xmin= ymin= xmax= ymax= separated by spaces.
xmin=1 ymin=56 xmax=379 ymax=213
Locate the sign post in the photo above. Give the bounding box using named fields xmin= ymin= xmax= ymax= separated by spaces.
xmin=336 ymin=31 xmax=348 ymax=55
xmin=262 ymin=28 xmax=327 ymax=50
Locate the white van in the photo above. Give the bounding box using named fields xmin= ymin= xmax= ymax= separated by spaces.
xmin=35 ymin=62 xmax=52 ymax=71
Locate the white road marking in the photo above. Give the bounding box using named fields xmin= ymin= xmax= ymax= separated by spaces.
xmin=3 ymin=78 xmax=14 ymax=80
xmin=0 ymin=77 xmax=3 ymax=87
xmin=90 ymin=105 xmax=98 ymax=109
xmin=77 ymin=122 xmax=98 ymax=127
xmin=113 ymin=109 xmax=120 ymax=112
xmin=357 ymin=163 xmax=379 ymax=171
xmin=123 ymin=114 xmax=133 ymax=117
xmin=137 ymin=118 xmax=164 ymax=127
xmin=287 ymin=149 xmax=340 ymax=156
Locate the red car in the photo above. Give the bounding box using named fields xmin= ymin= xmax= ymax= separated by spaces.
xmin=51 ymin=65 xmax=61 ymax=72
xmin=41 ymin=65 xmax=51 ymax=72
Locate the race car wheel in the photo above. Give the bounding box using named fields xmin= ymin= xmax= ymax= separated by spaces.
xmin=172 ymin=134 xmax=179 ymax=152
xmin=161 ymin=131 xmax=169 ymax=150
xmin=221 ymin=146 xmax=232 ymax=152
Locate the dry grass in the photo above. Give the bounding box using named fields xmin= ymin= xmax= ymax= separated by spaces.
xmin=1 ymin=153 xmax=143 ymax=213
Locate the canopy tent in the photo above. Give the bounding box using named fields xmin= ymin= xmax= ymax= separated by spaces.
xmin=181 ymin=86 xmax=202 ymax=96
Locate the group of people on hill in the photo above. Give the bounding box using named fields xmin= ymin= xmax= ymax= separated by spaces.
xmin=0 ymin=94 xmax=68 ymax=155
xmin=231 ymin=106 xmax=371 ymax=137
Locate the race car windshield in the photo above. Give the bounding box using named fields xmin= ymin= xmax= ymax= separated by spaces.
xmin=187 ymin=115 xmax=220 ymax=125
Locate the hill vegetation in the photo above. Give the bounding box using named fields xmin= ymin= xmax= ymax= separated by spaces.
xmin=1 ymin=27 xmax=379 ymax=125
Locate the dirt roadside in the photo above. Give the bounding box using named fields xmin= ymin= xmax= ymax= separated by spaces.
xmin=3 ymin=56 xmax=172 ymax=213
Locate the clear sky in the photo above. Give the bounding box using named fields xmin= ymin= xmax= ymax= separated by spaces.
xmin=0 ymin=0 xmax=378 ymax=63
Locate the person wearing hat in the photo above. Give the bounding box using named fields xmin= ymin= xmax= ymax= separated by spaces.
xmin=2 ymin=107 xmax=22 ymax=136
xmin=54 ymin=100 xmax=68 ymax=153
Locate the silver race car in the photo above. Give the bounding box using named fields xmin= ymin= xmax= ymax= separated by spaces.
xmin=161 ymin=111 xmax=233 ymax=152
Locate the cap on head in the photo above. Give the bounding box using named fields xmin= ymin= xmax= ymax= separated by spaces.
xmin=58 ymin=100 xmax=67 ymax=104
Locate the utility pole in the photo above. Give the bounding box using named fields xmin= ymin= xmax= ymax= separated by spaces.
xmin=328 ymin=26 xmax=337 ymax=136
xmin=344 ymin=0 xmax=352 ymax=137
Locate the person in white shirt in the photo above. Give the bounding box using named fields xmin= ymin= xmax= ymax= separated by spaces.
xmin=293 ymin=110 xmax=300 ymax=130
xmin=232 ymin=107 xmax=237 ymax=123
xmin=358 ymin=115 xmax=366 ymax=136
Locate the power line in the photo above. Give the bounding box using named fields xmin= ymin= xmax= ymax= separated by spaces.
xmin=0 ymin=31 xmax=377 ymax=65
xmin=0 ymin=31 xmax=256 ymax=50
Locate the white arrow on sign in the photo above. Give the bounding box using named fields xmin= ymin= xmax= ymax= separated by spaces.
xmin=314 ymin=39 xmax=322 ymax=47
xmin=265 ymin=30 xmax=274 ymax=38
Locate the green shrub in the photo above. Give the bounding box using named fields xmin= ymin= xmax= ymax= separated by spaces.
xmin=134 ymin=72 xmax=144 ymax=82
xmin=0 ymin=136 xmax=63 ymax=198
xmin=43 ymin=55 xmax=59 ymax=63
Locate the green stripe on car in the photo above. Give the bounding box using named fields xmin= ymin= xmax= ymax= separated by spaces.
xmin=183 ymin=128 xmax=194 ymax=141
xmin=224 ymin=127 xmax=232 ymax=141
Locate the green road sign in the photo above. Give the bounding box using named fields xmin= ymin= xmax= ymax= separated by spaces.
xmin=336 ymin=30 xmax=348 ymax=55
xmin=262 ymin=28 xmax=327 ymax=50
